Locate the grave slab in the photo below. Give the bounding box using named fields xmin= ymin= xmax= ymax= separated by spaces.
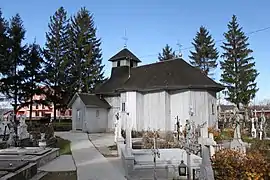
xmin=0 ymin=171 xmax=8 ymax=178
xmin=0 ymin=160 xmax=29 ymax=172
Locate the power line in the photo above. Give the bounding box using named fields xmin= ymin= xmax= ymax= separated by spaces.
xmin=138 ymin=25 xmax=270 ymax=59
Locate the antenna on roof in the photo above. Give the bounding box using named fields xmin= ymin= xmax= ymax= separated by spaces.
xmin=122 ymin=29 xmax=128 ymax=49
xmin=176 ymin=41 xmax=183 ymax=58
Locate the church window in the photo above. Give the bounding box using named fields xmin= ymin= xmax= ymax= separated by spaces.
xmin=212 ymin=104 xmax=215 ymax=115
xmin=122 ymin=103 xmax=126 ymax=112
xmin=117 ymin=61 xmax=120 ymax=67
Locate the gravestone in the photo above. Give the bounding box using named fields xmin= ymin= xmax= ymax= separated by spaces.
xmin=125 ymin=112 xmax=132 ymax=151
xmin=17 ymin=115 xmax=29 ymax=140
xmin=229 ymin=108 xmax=246 ymax=154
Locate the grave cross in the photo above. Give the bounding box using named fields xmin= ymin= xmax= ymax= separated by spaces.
xmin=151 ymin=131 xmax=160 ymax=180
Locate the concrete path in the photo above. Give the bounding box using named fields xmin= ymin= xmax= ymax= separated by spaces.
xmin=39 ymin=155 xmax=76 ymax=172
xmin=55 ymin=132 xmax=126 ymax=180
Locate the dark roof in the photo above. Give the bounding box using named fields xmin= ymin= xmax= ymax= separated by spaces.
xmin=117 ymin=59 xmax=224 ymax=92
xmin=94 ymin=66 xmax=130 ymax=95
xmin=68 ymin=93 xmax=110 ymax=108
xmin=78 ymin=94 xmax=110 ymax=108
xmin=108 ymin=48 xmax=141 ymax=62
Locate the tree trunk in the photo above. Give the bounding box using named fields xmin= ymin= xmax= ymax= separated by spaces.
xmin=53 ymin=102 xmax=56 ymax=122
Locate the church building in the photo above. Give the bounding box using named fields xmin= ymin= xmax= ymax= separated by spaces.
xmin=68 ymin=48 xmax=224 ymax=133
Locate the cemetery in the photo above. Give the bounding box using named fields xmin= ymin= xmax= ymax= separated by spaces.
xmin=0 ymin=113 xmax=75 ymax=180
xmin=115 ymin=106 xmax=270 ymax=180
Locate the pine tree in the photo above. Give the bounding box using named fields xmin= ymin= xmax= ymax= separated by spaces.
xmin=43 ymin=7 xmax=70 ymax=121
xmin=220 ymin=15 xmax=259 ymax=108
xmin=0 ymin=9 xmax=9 ymax=78
xmin=69 ymin=7 xmax=104 ymax=93
xmin=0 ymin=14 xmax=27 ymax=121
xmin=189 ymin=26 xmax=218 ymax=76
xmin=158 ymin=44 xmax=176 ymax=61
xmin=21 ymin=42 xmax=44 ymax=121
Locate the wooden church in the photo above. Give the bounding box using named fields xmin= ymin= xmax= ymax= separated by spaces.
xmin=68 ymin=48 xmax=224 ymax=133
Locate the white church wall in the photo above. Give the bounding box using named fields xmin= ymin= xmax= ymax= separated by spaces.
xmin=136 ymin=92 xmax=144 ymax=130
xmin=105 ymin=96 xmax=120 ymax=131
xmin=207 ymin=91 xmax=217 ymax=127
xmin=142 ymin=91 xmax=166 ymax=131
xmin=189 ymin=90 xmax=209 ymax=126
xmin=170 ymin=90 xmax=190 ymax=131
xmin=126 ymin=92 xmax=137 ymax=130
xmin=165 ymin=91 xmax=171 ymax=131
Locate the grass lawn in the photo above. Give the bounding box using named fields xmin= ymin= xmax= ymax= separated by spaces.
xmin=55 ymin=136 xmax=72 ymax=155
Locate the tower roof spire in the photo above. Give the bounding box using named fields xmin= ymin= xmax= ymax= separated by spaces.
xmin=122 ymin=29 xmax=128 ymax=49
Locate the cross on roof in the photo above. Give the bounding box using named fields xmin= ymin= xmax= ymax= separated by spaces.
xmin=122 ymin=29 xmax=128 ymax=48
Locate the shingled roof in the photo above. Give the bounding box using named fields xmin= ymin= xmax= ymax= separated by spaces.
xmin=108 ymin=48 xmax=141 ymax=62
xmin=94 ymin=66 xmax=130 ymax=95
xmin=68 ymin=93 xmax=110 ymax=108
xmin=117 ymin=59 xmax=224 ymax=92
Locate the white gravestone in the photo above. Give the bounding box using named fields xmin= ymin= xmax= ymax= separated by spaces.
xmin=17 ymin=115 xmax=29 ymax=140
xmin=125 ymin=112 xmax=132 ymax=151
xmin=0 ymin=120 xmax=9 ymax=136
xmin=251 ymin=117 xmax=256 ymax=138
xmin=114 ymin=111 xmax=121 ymax=143
xmin=230 ymin=108 xmax=246 ymax=154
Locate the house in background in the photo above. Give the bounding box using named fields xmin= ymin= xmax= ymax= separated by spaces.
xmin=69 ymin=48 xmax=224 ymax=133
xmin=17 ymin=89 xmax=72 ymax=120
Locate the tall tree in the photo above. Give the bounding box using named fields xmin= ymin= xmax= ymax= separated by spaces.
xmin=158 ymin=44 xmax=176 ymax=61
xmin=220 ymin=15 xmax=259 ymax=109
xmin=21 ymin=42 xmax=44 ymax=121
xmin=43 ymin=7 xmax=70 ymax=121
xmin=189 ymin=26 xmax=219 ymax=76
xmin=68 ymin=7 xmax=104 ymax=93
xmin=0 ymin=14 xmax=27 ymax=121
xmin=0 ymin=9 xmax=9 ymax=78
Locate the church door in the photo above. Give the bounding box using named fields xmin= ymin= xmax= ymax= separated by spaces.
xmin=76 ymin=110 xmax=82 ymax=130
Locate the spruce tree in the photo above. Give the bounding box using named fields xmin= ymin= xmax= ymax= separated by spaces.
xmin=158 ymin=44 xmax=176 ymax=61
xmin=1 ymin=14 xmax=27 ymax=121
xmin=69 ymin=7 xmax=104 ymax=93
xmin=43 ymin=7 xmax=70 ymax=120
xmin=189 ymin=26 xmax=218 ymax=76
xmin=220 ymin=15 xmax=259 ymax=108
xmin=21 ymin=42 xmax=44 ymax=121
xmin=0 ymin=9 xmax=9 ymax=78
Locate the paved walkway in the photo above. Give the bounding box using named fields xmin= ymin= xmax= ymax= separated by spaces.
xmin=55 ymin=132 xmax=126 ymax=180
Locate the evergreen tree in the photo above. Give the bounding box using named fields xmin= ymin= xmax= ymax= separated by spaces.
xmin=0 ymin=9 xmax=9 ymax=77
xmin=0 ymin=14 xmax=27 ymax=121
xmin=220 ymin=15 xmax=259 ymax=108
xmin=158 ymin=44 xmax=176 ymax=61
xmin=43 ymin=7 xmax=70 ymax=121
xmin=189 ymin=26 xmax=218 ymax=76
xmin=21 ymin=42 xmax=44 ymax=121
xmin=69 ymin=7 xmax=104 ymax=93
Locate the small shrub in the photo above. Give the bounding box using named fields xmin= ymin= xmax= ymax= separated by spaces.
xmin=212 ymin=149 xmax=270 ymax=180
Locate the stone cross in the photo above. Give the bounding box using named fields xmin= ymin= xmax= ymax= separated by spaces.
xmin=251 ymin=117 xmax=256 ymax=138
xmin=125 ymin=112 xmax=132 ymax=151
xmin=114 ymin=111 xmax=120 ymax=143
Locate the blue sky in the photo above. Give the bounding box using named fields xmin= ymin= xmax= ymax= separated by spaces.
xmin=1 ymin=0 xmax=270 ymax=102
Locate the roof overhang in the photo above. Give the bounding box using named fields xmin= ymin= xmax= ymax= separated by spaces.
xmin=67 ymin=93 xmax=79 ymax=108
xmin=116 ymin=84 xmax=225 ymax=93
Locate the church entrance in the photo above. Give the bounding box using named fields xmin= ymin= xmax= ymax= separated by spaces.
xmin=76 ymin=109 xmax=83 ymax=130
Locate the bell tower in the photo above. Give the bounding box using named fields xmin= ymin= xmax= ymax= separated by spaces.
xmin=108 ymin=48 xmax=141 ymax=68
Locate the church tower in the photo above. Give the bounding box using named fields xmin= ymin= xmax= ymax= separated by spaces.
xmin=109 ymin=48 xmax=141 ymax=68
